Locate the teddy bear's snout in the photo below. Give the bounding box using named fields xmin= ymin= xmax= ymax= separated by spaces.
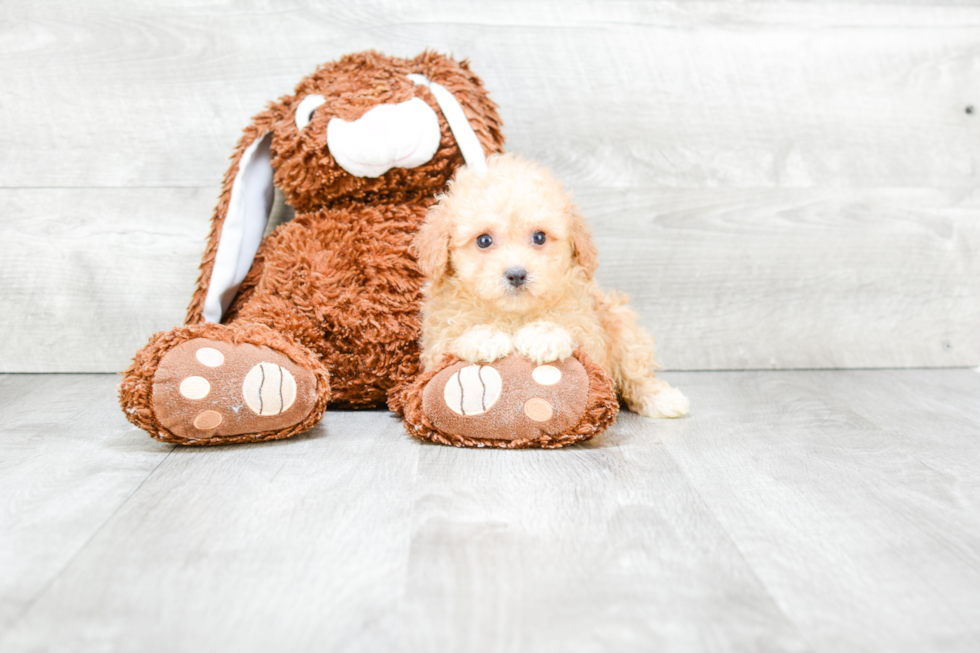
xmin=326 ymin=98 xmax=442 ymax=178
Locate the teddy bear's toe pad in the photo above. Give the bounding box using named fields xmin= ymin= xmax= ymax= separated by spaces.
xmin=422 ymin=355 xmax=590 ymax=442
xmin=152 ymin=338 xmax=317 ymax=441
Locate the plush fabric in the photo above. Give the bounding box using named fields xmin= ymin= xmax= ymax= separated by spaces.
xmin=397 ymin=349 xmax=619 ymax=449
xmin=326 ymin=97 xmax=442 ymax=178
xmin=202 ymin=133 xmax=274 ymax=323
xmin=119 ymin=322 xmax=331 ymax=445
xmin=152 ymin=338 xmax=317 ymax=441
xmin=119 ymin=50 xmax=616 ymax=448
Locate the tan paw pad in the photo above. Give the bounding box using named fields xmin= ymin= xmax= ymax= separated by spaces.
xmin=195 ymin=347 xmax=225 ymax=367
xmin=242 ymin=362 xmax=297 ymax=416
xmin=443 ymin=365 xmax=502 ymax=416
xmin=523 ymin=398 xmax=553 ymax=422
xmin=531 ymin=365 xmax=561 ymax=385
xmin=179 ymin=376 xmax=210 ymax=400
xmin=193 ymin=410 xmax=223 ymax=430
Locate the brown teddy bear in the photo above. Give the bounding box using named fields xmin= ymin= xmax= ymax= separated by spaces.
xmin=119 ymin=50 xmax=618 ymax=448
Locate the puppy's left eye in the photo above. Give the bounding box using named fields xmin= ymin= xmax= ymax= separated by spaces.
xmin=532 ymin=231 xmax=547 ymax=246
xmin=477 ymin=234 xmax=493 ymax=249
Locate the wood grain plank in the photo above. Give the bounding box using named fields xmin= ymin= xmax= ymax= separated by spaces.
xmin=3 ymin=370 xmax=980 ymax=651
xmin=0 ymin=407 xmax=421 ymax=653
xmin=3 ymin=187 xmax=976 ymax=372
xmin=0 ymin=2 xmax=976 ymax=190
xmin=0 ymin=375 xmax=809 ymax=653
xmin=585 ymin=187 xmax=980 ymax=370
xmin=0 ymin=188 xmax=212 ymax=373
xmin=2 ymin=2 xmax=978 ymax=372
xmin=658 ymin=369 xmax=980 ymax=652
xmin=397 ymin=420 xmax=809 ymax=652
xmin=0 ymin=375 xmax=173 ymax=641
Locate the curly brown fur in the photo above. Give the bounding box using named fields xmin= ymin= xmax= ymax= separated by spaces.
xmin=400 ymin=349 xmax=618 ymax=449
xmin=119 ymin=323 xmax=331 ymax=445
xmin=229 ymin=203 xmax=434 ymax=407
xmin=121 ymin=50 xmax=506 ymax=445
xmin=186 ymin=51 xmax=504 ymax=325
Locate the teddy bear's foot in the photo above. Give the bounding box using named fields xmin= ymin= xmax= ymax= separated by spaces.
xmin=120 ymin=322 xmax=330 ymax=445
xmin=400 ymin=348 xmax=619 ymax=449
xmin=150 ymin=338 xmax=319 ymax=443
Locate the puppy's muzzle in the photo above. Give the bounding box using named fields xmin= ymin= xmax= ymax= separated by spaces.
xmin=504 ymin=267 xmax=528 ymax=289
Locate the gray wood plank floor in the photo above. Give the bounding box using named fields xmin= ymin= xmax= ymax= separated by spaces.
xmin=2 ymin=370 xmax=979 ymax=652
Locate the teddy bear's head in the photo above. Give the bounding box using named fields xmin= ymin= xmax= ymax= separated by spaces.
xmin=259 ymin=50 xmax=505 ymax=212
xmin=195 ymin=50 xmax=505 ymax=325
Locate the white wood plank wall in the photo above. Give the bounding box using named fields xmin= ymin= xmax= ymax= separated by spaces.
xmin=1 ymin=1 xmax=978 ymax=372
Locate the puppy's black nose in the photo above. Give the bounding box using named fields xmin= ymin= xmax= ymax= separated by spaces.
xmin=505 ymin=266 xmax=528 ymax=288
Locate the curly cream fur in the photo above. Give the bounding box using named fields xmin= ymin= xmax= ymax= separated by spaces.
xmin=413 ymin=153 xmax=689 ymax=419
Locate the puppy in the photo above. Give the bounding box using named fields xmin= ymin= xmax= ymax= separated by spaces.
xmin=412 ymin=153 xmax=689 ymax=419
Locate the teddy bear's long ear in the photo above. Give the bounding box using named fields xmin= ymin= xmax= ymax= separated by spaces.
xmin=569 ymin=205 xmax=599 ymax=279
xmin=185 ymin=113 xmax=278 ymax=325
xmin=412 ymin=201 xmax=452 ymax=282
xmin=411 ymin=52 xmax=506 ymax=159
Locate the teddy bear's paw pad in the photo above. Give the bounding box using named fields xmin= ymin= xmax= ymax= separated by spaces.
xmin=442 ymin=365 xmax=502 ymax=416
xmin=152 ymin=338 xmax=317 ymax=441
xmin=422 ymin=355 xmax=590 ymax=444
xmin=242 ymin=362 xmax=298 ymax=416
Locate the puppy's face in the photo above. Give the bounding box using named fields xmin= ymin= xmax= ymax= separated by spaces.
xmin=450 ymin=194 xmax=574 ymax=312
xmin=415 ymin=153 xmax=598 ymax=313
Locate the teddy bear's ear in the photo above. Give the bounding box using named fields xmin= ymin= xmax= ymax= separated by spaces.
xmin=412 ymin=201 xmax=452 ymax=282
xmin=200 ymin=131 xmax=274 ymax=323
xmin=569 ymin=206 xmax=599 ymax=279
xmin=411 ymin=52 xmax=506 ymax=160
xmin=185 ymin=112 xmax=278 ymax=325
xmin=408 ymin=74 xmax=486 ymax=175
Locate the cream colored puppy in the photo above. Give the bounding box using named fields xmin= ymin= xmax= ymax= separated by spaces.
xmin=412 ymin=153 xmax=688 ymax=418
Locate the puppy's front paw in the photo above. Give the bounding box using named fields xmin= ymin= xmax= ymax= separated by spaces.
xmin=635 ymin=387 xmax=690 ymax=419
xmin=452 ymin=327 xmax=513 ymax=363
xmin=513 ymin=321 xmax=576 ymax=364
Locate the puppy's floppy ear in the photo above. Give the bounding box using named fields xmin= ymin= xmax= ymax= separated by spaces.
xmin=569 ymin=206 xmax=599 ymax=278
xmin=413 ymin=200 xmax=453 ymax=281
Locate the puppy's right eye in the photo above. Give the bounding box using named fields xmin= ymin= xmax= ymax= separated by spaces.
xmin=476 ymin=234 xmax=493 ymax=249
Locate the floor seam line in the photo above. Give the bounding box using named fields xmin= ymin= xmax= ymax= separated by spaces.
xmin=0 ymin=444 xmax=177 ymax=645
xmin=659 ymin=436 xmax=819 ymax=653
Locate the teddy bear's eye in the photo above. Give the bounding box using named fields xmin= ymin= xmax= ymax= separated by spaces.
xmin=532 ymin=231 xmax=546 ymax=246
xmin=294 ymin=94 xmax=326 ymax=131
xmin=476 ymin=234 xmax=493 ymax=249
